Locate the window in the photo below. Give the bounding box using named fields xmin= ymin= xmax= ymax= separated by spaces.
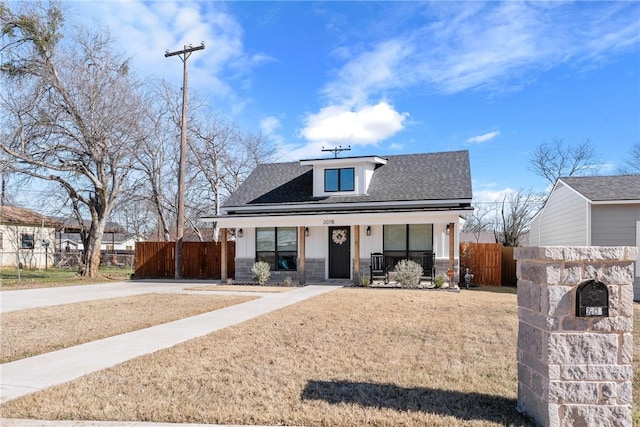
xmin=21 ymin=233 xmax=34 ymax=249
xmin=383 ymin=224 xmax=433 ymax=269
xmin=324 ymin=168 xmax=354 ymax=192
xmin=256 ymin=227 xmax=298 ymax=271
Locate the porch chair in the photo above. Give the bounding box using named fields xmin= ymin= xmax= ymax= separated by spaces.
xmin=370 ymin=252 xmax=389 ymax=284
xmin=420 ymin=251 xmax=436 ymax=282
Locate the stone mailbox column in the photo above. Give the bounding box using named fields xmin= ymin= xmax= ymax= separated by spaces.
xmin=514 ymin=247 xmax=636 ymax=427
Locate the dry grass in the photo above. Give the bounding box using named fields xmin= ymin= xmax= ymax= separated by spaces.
xmin=187 ymin=284 xmax=297 ymax=293
xmin=0 ymin=293 xmax=255 ymax=363
xmin=0 ymin=288 xmax=532 ymax=426
xmin=0 ymin=267 xmax=131 ymax=291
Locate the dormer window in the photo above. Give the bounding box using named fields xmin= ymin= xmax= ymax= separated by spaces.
xmin=300 ymin=155 xmax=387 ymax=197
xmin=324 ymin=168 xmax=355 ymax=192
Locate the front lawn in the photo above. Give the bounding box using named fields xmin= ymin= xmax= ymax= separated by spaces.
xmin=0 ymin=267 xmax=131 ymax=291
xmin=0 ymin=288 xmax=533 ymax=426
xmin=0 ymin=293 xmax=255 ymax=363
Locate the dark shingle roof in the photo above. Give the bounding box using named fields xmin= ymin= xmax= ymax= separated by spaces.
xmin=560 ymin=175 xmax=640 ymax=202
xmin=223 ymin=150 xmax=472 ymax=211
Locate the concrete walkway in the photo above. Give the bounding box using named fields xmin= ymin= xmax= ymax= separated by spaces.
xmin=0 ymin=281 xmax=341 ymax=405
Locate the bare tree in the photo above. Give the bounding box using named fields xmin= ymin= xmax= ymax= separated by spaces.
xmin=529 ymin=138 xmax=601 ymax=187
xmin=619 ymin=143 xmax=640 ymax=174
xmin=494 ymin=189 xmax=542 ymax=247
xmin=187 ymin=113 xmax=274 ymax=241
xmin=128 ymin=80 xmax=183 ymax=241
xmin=1 ymin=2 xmax=147 ymax=276
xmin=462 ymin=202 xmax=494 ymax=243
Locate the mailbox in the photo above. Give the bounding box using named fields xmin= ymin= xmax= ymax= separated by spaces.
xmin=575 ymin=279 xmax=609 ymax=317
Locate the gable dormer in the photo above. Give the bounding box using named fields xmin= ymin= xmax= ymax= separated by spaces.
xmin=299 ymin=156 xmax=387 ymax=197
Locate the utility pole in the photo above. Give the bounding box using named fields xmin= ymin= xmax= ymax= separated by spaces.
xmin=165 ymin=42 xmax=205 ymax=279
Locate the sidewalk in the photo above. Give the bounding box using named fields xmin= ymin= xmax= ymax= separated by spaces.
xmin=0 ymin=282 xmax=341 ymax=404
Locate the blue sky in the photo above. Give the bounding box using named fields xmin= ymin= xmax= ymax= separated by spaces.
xmin=65 ymin=1 xmax=639 ymax=202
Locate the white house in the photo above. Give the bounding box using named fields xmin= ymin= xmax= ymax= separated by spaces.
xmin=58 ymin=232 xmax=141 ymax=252
xmin=0 ymin=206 xmax=57 ymax=269
xmin=203 ymin=150 xmax=473 ymax=285
xmin=529 ymin=175 xmax=640 ymax=299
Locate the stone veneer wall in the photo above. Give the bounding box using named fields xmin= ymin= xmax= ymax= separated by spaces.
xmin=514 ymin=246 xmax=636 ymax=427
xmin=234 ymin=257 xmax=325 ymax=284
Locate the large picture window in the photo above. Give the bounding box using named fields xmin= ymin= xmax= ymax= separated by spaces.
xmin=256 ymin=227 xmax=298 ymax=271
xmin=324 ymin=168 xmax=354 ymax=192
xmin=383 ymin=224 xmax=433 ymax=270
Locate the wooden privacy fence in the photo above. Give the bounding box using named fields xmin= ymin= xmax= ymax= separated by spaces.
xmin=135 ymin=241 xmax=235 ymax=279
xmin=459 ymin=242 xmax=517 ymax=286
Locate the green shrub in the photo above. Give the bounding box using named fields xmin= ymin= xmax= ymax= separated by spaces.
xmin=251 ymin=261 xmax=271 ymax=285
xmin=394 ymin=259 xmax=423 ymax=288
xmin=433 ymin=274 xmax=447 ymax=289
xmin=283 ymin=276 xmax=293 ymax=286
xmin=360 ymin=276 xmax=371 ymax=287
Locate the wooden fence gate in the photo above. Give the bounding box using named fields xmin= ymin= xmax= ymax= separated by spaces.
xmin=135 ymin=241 xmax=235 ymax=279
xmin=460 ymin=242 xmax=517 ymax=286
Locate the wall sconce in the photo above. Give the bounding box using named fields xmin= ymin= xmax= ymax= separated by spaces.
xmin=305 ymin=227 xmax=309 ymax=237
xmin=366 ymin=226 xmax=371 ymax=236
xmin=446 ymin=224 xmax=450 ymax=235
xmin=237 ymin=228 xmax=243 ymax=238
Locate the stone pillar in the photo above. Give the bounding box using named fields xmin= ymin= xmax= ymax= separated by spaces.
xmin=514 ymin=247 xmax=636 ymax=427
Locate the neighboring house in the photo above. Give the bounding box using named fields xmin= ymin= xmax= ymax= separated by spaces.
xmin=58 ymin=232 xmax=142 ymax=252
xmin=0 ymin=206 xmax=57 ymax=268
xmin=203 ymin=150 xmax=473 ymax=284
xmin=529 ymin=175 xmax=640 ymax=299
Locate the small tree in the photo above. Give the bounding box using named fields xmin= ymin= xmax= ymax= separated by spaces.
xmin=251 ymin=261 xmax=271 ymax=285
xmin=394 ymin=259 xmax=423 ymax=288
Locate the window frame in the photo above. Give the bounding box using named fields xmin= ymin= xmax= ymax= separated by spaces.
xmin=256 ymin=227 xmax=298 ymax=271
xmin=324 ymin=167 xmax=355 ymax=192
xmin=383 ymin=224 xmax=433 ymax=270
xmin=21 ymin=233 xmax=35 ymax=249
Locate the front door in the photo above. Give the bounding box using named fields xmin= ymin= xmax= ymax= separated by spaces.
xmin=328 ymin=226 xmax=350 ymax=279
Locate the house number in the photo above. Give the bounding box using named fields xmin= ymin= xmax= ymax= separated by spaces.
xmin=323 ymin=220 xmax=335 ymax=225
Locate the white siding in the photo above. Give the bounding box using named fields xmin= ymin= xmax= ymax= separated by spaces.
xmin=591 ymin=204 xmax=640 ymax=246
xmin=0 ymin=224 xmax=56 ymax=268
xmin=529 ymin=184 xmax=589 ymax=246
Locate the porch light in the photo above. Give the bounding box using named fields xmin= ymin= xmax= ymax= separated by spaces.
xmin=237 ymin=228 xmax=243 ymax=238
xmin=305 ymin=227 xmax=309 ymax=237
xmin=446 ymin=224 xmax=450 ymax=235
xmin=366 ymin=226 xmax=371 ymax=236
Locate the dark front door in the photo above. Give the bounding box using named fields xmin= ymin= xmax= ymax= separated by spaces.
xmin=328 ymin=226 xmax=350 ymax=279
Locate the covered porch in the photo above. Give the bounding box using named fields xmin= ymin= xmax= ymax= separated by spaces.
xmin=209 ymin=210 xmax=463 ymax=287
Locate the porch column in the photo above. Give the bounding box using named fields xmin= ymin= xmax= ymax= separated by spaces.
xmin=298 ymin=226 xmax=306 ymax=285
xmin=220 ymin=228 xmax=227 ymax=282
xmin=448 ymin=222 xmax=456 ymax=287
xmin=353 ymin=225 xmax=360 ymax=286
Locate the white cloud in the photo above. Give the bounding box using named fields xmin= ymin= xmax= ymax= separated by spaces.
xmin=323 ymin=40 xmax=414 ymax=105
xmin=321 ymin=2 xmax=640 ymax=99
xmin=473 ymin=187 xmax=518 ymax=204
xmin=300 ymin=102 xmax=408 ymax=146
xmin=467 ymin=131 xmax=500 ymax=144
xmin=260 ymin=116 xmax=281 ymax=135
xmin=67 ymin=1 xmax=265 ymax=111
